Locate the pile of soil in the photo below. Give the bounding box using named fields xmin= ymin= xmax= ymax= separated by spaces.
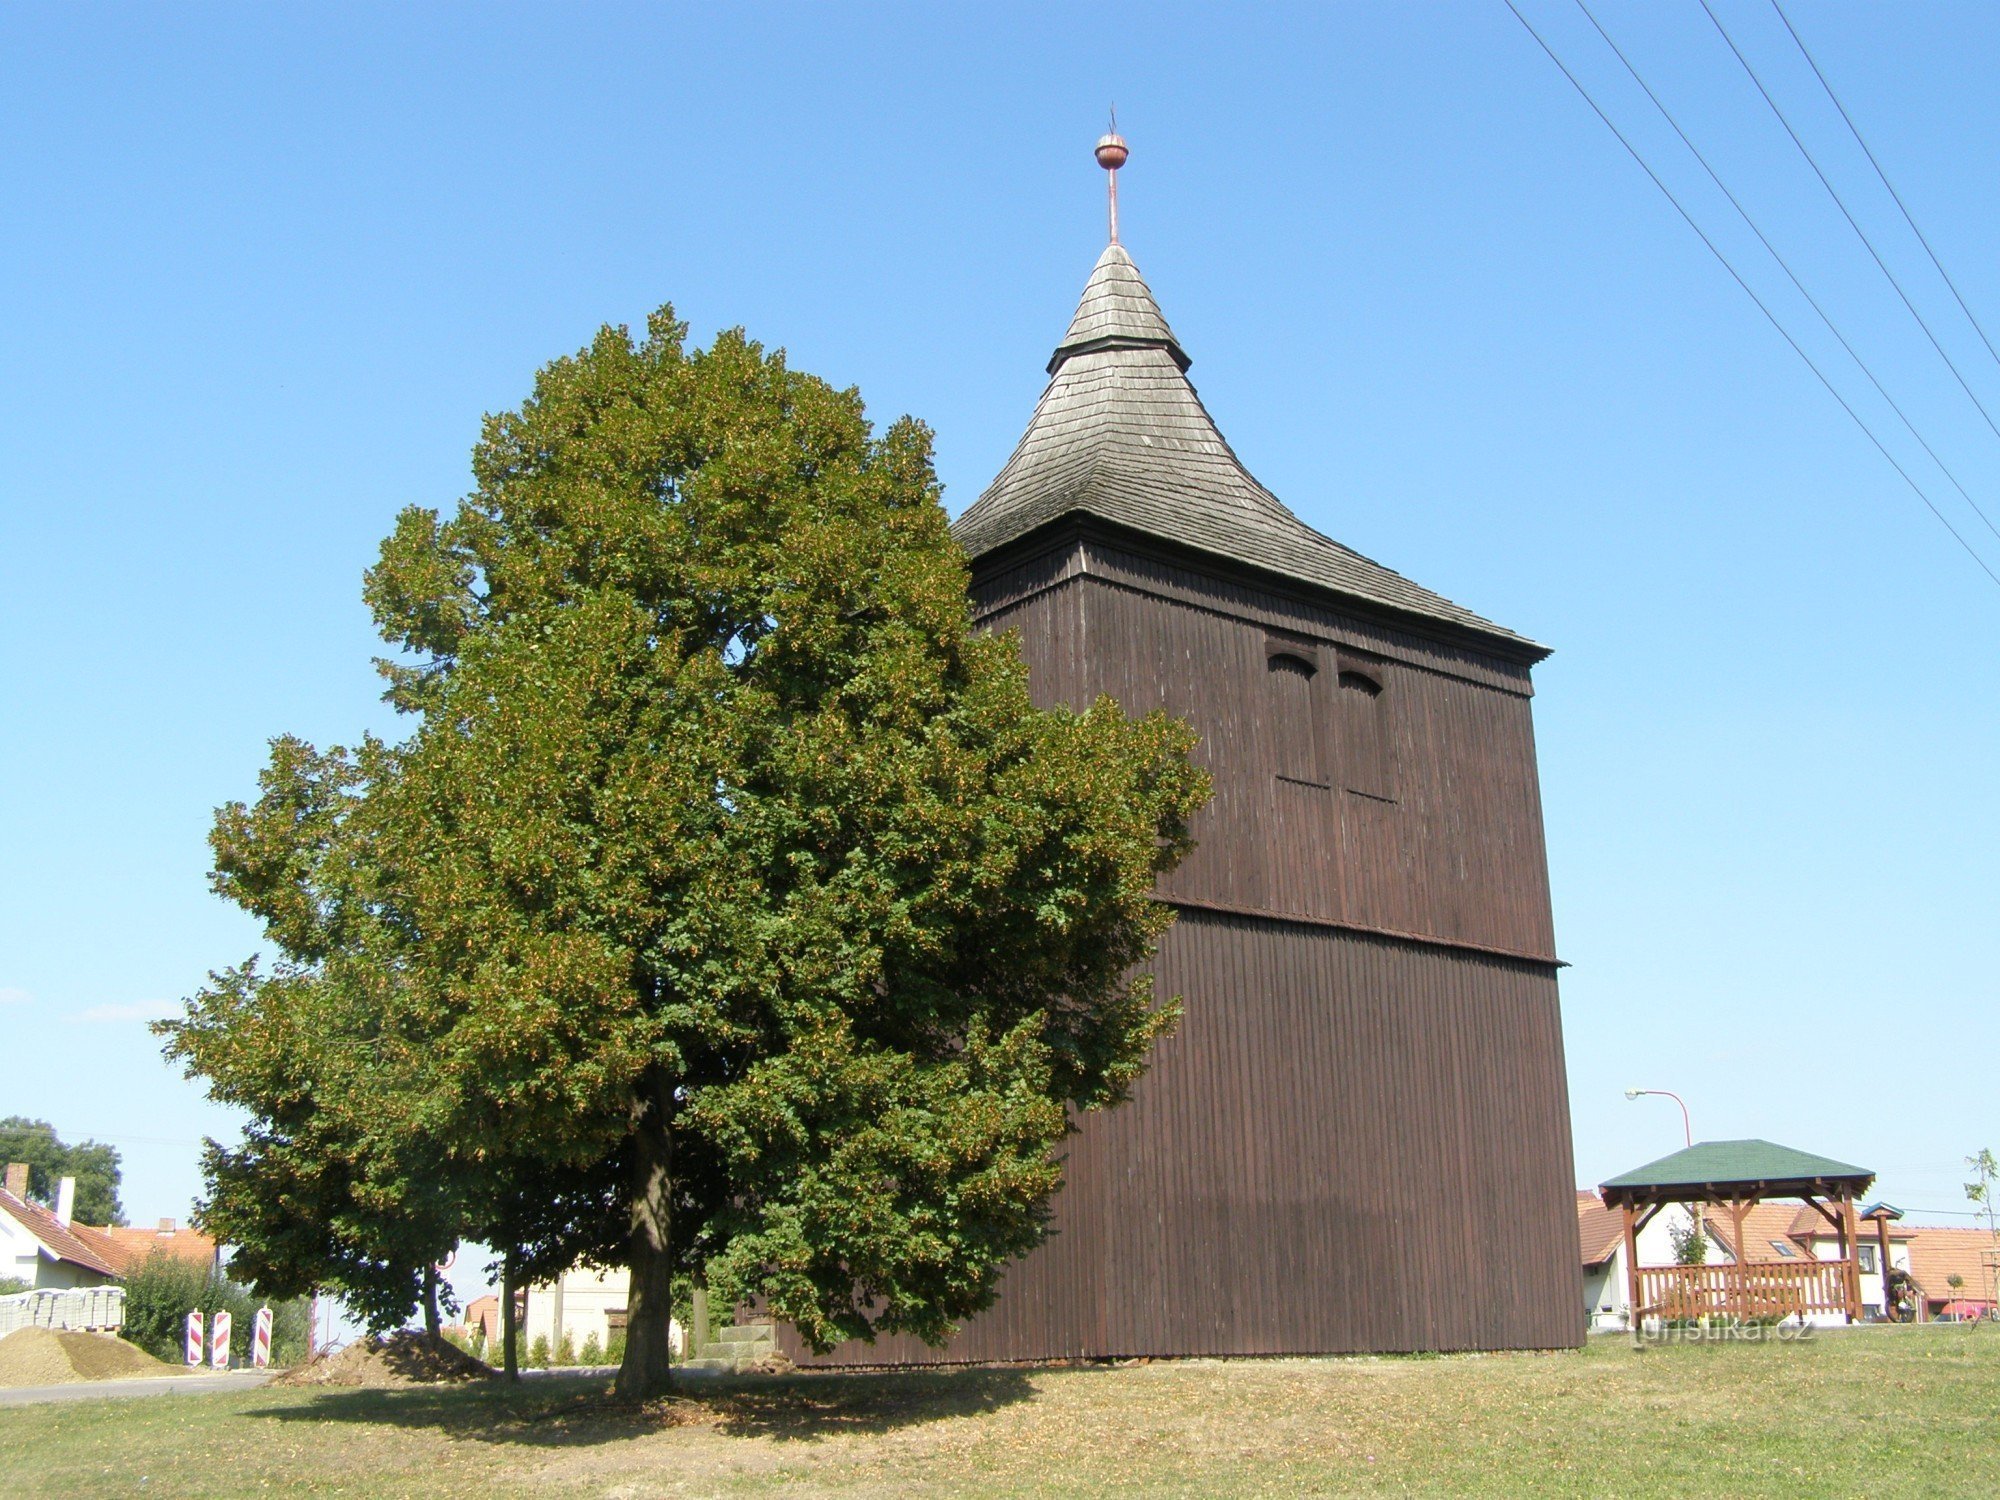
xmin=0 ymin=1326 xmax=175 ymax=1386
xmin=276 ymin=1330 xmax=495 ymax=1388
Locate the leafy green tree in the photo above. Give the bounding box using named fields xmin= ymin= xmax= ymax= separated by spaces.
xmin=1966 ymin=1149 xmax=1998 ymax=1235
xmin=160 ymin=739 xmax=466 ymax=1336
xmin=1668 ymin=1214 xmax=1709 ymax=1267
xmin=168 ymin=309 xmax=1207 ymax=1399
xmin=1968 ymin=1148 xmax=1999 ymax=1305
xmin=0 ymin=1117 xmax=123 ymax=1225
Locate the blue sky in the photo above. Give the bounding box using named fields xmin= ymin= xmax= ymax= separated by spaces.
xmin=4 ymin=1 xmax=1997 ymax=1292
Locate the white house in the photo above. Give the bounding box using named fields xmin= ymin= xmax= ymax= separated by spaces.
xmin=519 ymin=1264 xmax=685 ymax=1362
xmin=1704 ymin=1200 xmax=1913 ymax=1323
xmin=1 ymin=1165 xmax=118 ymax=1291
xmin=1579 ymin=1191 xmax=1706 ymax=1332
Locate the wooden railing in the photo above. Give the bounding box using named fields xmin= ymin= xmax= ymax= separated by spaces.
xmin=1637 ymin=1260 xmax=1852 ymax=1321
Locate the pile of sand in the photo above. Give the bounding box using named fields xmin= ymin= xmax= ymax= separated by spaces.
xmin=276 ymin=1330 xmax=494 ymax=1388
xmin=0 ymin=1326 xmax=176 ymax=1386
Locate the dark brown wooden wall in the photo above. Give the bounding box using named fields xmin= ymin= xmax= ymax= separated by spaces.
xmin=778 ymin=910 xmax=1579 ymax=1364
xmin=974 ymin=530 xmax=1558 ymax=961
xmin=774 ymin=525 xmax=1581 ymax=1364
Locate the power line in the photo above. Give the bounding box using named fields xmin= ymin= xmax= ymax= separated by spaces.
xmin=1573 ymin=0 xmax=2000 ymax=547
xmin=1696 ymin=0 xmax=2000 ymax=450
xmin=1769 ymin=0 xmax=2000 ymax=383
xmin=1499 ymin=0 xmax=2000 ymax=588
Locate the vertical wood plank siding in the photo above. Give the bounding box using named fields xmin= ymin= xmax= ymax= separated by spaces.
xmin=773 ymin=532 xmax=1581 ymax=1364
xmin=978 ymin=539 xmax=1557 ymax=961
xmin=778 ymin=912 xmax=1578 ymax=1364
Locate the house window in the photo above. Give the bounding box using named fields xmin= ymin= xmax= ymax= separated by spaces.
xmin=1266 ymin=644 xmax=1327 ymax=787
xmin=606 ymin=1308 xmax=628 ymax=1332
xmin=1857 ymin=1245 xmax=1879 ymax=1275
xmin=1336 ymin=656 xmax=1392 ymax=800
xmin=1769 ymin=1240 xmax=1797 ymax=1259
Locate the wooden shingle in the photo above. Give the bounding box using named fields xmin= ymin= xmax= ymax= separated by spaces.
xmin=953 ymin=245 xmax=1543 ymax=653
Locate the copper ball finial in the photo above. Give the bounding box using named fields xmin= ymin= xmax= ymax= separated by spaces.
xmin=1095 ymin=133 xmax=1129 ymax=171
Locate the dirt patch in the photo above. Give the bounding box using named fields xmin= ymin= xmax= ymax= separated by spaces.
xmin=0 ymin=1326 xmax=175 ymax=1386
xmin=276 ymin=1331 xmax=496 ymax=1388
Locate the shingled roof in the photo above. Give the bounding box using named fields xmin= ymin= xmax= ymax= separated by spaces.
xmin=1599 ymin=1140 xmax=1874 ymax=1207
xmin=951 ymin=244 xmax=1542 ymax=654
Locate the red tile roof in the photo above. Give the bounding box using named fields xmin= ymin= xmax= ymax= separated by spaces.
xmin=0 ymin=1186 xmax=119 ymax=1278
xmin=1576 ymin=1191 xmax=1624 ymax=1267
xmin=1683 ymin=1201 xmax=1913 ymax=1264
xmin=67 ymin=1222 xmax=218 ymax=1277
xmin=1905 ymin=1227 xmax=2000 ymax=1306
xmin=462 ymin=1294 xmax=500 ymax=1341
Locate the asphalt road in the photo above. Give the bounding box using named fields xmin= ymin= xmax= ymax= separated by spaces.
xmin=0 ymin=1370 xmax=273 ymax=1407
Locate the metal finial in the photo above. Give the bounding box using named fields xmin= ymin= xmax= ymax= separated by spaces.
xmin=1094 ymin=117 xmax=1128 ymax=246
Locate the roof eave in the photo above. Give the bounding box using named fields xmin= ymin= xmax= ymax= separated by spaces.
xmin=956 ymin=508 xmax=1553 ymax=667
xmin=1599 ymin=1173 xmax=1877 ymax=1209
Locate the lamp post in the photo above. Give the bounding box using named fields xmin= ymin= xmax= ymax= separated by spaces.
xmin=1624 ymin=1087 xmax=1692 ymax=1148
xmin=1627 ymin=1087 xmax=1704 ymax=1265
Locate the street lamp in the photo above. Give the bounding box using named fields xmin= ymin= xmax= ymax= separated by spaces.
xmin=1627 ymin=1088 xmax=1703 ymax=1253
xmin=1625 ymin=1087 xmax=1693 ymax=1148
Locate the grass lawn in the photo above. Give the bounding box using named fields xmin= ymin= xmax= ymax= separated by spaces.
xmin=4 ymin=1324 xmax=1996 ymax=1497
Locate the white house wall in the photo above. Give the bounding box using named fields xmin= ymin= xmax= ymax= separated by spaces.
xmin=1 ymin=1217 xmax=39 ymax=1289
xmin=520 ymin=1266 xmax=684 ymax=1362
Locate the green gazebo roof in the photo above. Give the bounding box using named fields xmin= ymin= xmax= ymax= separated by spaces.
xmin=1599 ymin=1139 xmax=1873 ymax=1206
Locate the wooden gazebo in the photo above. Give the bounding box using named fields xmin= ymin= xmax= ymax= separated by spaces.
xmin=1599 ymin=1140 xmax=1875 ymax=1326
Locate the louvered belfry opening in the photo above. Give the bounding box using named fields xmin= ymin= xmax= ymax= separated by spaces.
xmin=776 ymin=209 xmax=1579 ymax=1365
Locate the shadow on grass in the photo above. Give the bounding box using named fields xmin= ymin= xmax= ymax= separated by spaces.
xmin=247 ymin=1364 xmax=1046 ymax=1450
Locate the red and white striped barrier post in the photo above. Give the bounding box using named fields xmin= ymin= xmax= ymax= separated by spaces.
xmin=252 ymin=1306 xmax=273 ymax=1368
xmin=185 ymin=1310 xmax=204 ymax=1367
xmin=211 ymin=1308 xmax=233 ymax=1370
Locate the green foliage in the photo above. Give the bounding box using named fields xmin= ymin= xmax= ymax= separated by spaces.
xmin=527 ymin=1334 xmax=550 ymax=1369
xmin=1967 ymin=1149 xmax=1998 ymax=1234
xmin=0 ymin=1117 xmax=123 ymax=1226
xmin=0 ymin=1277 xmax=29 ymax=1296
xmin=120 ymin=1249 xmax=309 ymax=1365
xmin=579 ymin=1330 xmax=603 ymax=1365
xmin=160 ymin=308 xmax=1208 ymax=1390
xmin=554 ymin=1331 xmax=576 ymax=1367
xmin=1668 ymin=1215 xmax=1709 ymax=1267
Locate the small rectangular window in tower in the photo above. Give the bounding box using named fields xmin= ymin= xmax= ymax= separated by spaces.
xmin=1337 ymin=655 xmax=1393 ymax=801
xmin=1265 ymin=642 xmax=1327 ymax=787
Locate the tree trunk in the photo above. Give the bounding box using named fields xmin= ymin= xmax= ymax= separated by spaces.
xmin=422 ymin=1263 xmax=442 ymax=1340
xmin=615 ymin=1069 xmax=676 ymax=1400
xmin=501 ymin=1250 xmax=519 ymax=1381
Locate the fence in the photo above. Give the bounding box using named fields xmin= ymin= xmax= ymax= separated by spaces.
xmin=1636 ymin=1260 xmax=1851 ymax=1322
xmin=0 ymin=1286 xmax=126 ymax=1336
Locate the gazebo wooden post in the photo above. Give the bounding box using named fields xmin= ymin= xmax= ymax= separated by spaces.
xmin=1840 ymin=1191 xmax=1863 ymax=1322
xmin=1729 ymin=1200 xmax=1752 ymax=1320
xmin=1875 ymin=1216 xmax=1894 ymax=1319
xmin=1622 ymin=1200 xmax=1642 ymax=1331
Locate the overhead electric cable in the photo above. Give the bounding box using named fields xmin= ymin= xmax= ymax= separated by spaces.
xmin=1769 ymin=0 xmax=2000 ymax=381
xmin=1499 ymin=0 xmax=2000 ymax=588
xmin=1696 ymin=0 xmax=2000 ymax=449
xmin=1575 ymin=0 xmax=2000 ymax=546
